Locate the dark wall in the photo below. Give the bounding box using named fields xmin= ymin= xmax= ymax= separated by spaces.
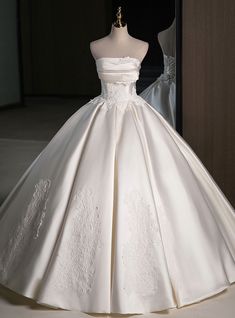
xmin=20 ymin=0 xmax=111 ymax=96
xmin=20 ymin=0 xmax=174 ymax=96
xmin=0 ymin=0 xmax=21 ymax=106
xmin=112 ymin=0 xmax=175 ymax=66
xmin=182 ymin=0 xmax=235 ymax=205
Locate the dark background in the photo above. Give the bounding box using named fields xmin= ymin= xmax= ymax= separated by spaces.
xmin=111 ymin=0 xmax=175 ymax=66
xmin=19 ymin=0 xmax=175 ymax=96
xmin=0 ymin=0 xmax=21 ymax=107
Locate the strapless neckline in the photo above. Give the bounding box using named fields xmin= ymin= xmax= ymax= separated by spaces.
xmin=95 ymin=56 xmax=141 ymax=65
xmin=95 ymin=56 xmax=141 ymax=85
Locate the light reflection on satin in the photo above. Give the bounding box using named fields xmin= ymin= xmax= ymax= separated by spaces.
xmin=140 ymin=54 xmax=176 ymax=128
xmin=0 ymin=57 xmax=234 ymax=314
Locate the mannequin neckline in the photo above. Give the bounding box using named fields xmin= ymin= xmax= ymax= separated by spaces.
xmin=109 ymin=24 xmax=130 ymax=41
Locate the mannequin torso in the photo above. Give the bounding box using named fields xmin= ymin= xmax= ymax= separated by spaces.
xmin=158 ymin=18 xmax=176 ymax=57
xmin=90 ymin=24 xmax=149 ymax=62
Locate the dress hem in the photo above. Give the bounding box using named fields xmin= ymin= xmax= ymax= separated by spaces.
xmin=1 ymin=281 xmax=234 ymax=314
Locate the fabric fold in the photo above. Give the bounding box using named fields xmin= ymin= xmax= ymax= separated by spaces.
xmin=0 ymin=56 xmax=234 ymax=314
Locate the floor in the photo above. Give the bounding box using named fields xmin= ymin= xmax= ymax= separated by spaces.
xmin=0 ymin=98 xmax=235 ymax=317
xmin=0 ymin=97 xmax=88 ymax=204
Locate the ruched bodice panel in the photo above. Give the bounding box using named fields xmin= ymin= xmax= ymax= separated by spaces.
xmin=96 ymin=57 xmax=140 ymax=83
xmin=95 ymin=57 xmax=141 ymax=103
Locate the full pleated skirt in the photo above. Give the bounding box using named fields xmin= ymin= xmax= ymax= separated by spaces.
xmin=0 ymin=96 xmax=234 ymax=314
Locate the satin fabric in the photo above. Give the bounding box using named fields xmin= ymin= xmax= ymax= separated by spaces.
xmin=140 ymin=54 xmax=176 ymax=128
xmin=0 ymin=57 xmax=234 ymax=314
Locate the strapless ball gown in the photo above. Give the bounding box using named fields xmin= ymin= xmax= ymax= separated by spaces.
xmin=140 ymin=54 xmax=176 ymax=128
xmin=0 ymin=56 xmax=234 ymax=314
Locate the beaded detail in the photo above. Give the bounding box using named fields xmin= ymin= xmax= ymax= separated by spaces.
xmin=0 ymin=179 xmax=51 ymax=281
xmin=51 ymin=187 xmax=103 ymax=294
xmin=121 ymin=189 xmax=162 ymax=296
xmin=162 ymin=55 xmax=175 ymax=81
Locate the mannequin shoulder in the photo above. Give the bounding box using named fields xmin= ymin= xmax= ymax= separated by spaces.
xmin=130 ymin=37 xmax=149 ymax=50
xmin=90 ymin=37 xmax=109 ymax=59
xmin=130 ymin=38 xmax=149 ymax=60
xmin=90 ymin=37 xmax=108 ymax=48
xmin=158 ymin=19 xmax=176 ymax=42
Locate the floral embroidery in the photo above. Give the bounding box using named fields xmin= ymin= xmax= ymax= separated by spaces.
xmin=52 ymin=187 xmax=102 ymax=294
xmin=0 ymin=179 xmax=51 ymax=281
xmin=162 ymin=55 xmax=175 ymax=81
xmin=30 ymin=179 xmax=51 ymax=239
xmin=121 ymin=189 xmax=162 ymax=296
xmin=90 ymin=83 xmax=144 ymax=112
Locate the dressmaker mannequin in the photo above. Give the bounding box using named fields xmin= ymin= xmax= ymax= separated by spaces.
xmin=90 ymin=7 xmax=149 ymax=62
xmin=158 ymin=17 xmax=176 ymax=57
xmin=140 ymin=17 xmax=176 ymax=127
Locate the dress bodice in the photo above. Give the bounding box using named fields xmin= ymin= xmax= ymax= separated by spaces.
xmin=162 ymin=54 xmax=175 ymax=81
xmin=95 ymin=57 xmax=141 ymax=103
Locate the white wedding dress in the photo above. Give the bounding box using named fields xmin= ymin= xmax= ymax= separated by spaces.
xmin=140 ymin=54 xmax=176 ymax=128
xmin=0 ymin=56 xmax=234 ymax=314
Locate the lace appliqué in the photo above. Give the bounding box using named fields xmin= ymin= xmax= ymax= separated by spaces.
xmin=90 ymin=82 xmax=144 ymax=112
xmin=0 ymin=179 xmax=51 ymax=281
xmin=162 ymin=55 xmax=175 ymax=81
xmin=121 ymin=189 xmax=162 ymax=296
xmin=31 ymin=179 xmax=51 ymax=239
xmin=53 ymin=187 xmax=102 ymax=295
